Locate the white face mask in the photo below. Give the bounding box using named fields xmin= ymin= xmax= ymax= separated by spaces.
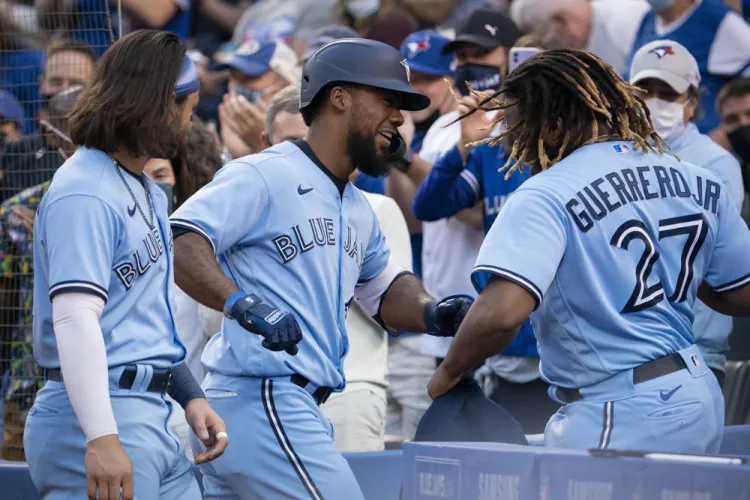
xmin=345 ymin=0 xmax=381 ymax=19
xmin=646 ymin=98 xmax=686 ymax=140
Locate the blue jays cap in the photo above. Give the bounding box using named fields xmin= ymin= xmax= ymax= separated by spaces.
xmin=629 ymin=39 xmax=701 ymax=93
xmin=400 ymin=30 xmax=455 ymax=77
xmin=217 ymin=39 xmax=300 ymax=83
xmin=0 ymin=90 xmax=24 ymax=124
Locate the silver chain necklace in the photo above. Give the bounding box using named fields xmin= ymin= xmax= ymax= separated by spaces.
xmin=113 ymin=158 xmax=155 ymax=230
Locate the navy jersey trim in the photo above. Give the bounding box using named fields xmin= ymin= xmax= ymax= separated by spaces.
xmin=713 ymin=272 xmax=750 ymax=293
xmin=261 ymin=379 xmax=323 ymax=500
xmin=49 ymin=280 xmax=108 ymax=303
xmin=472 ymin=265 xmax=543 ymax=307
xmin=293 ymin=140 xmax=348 ymax=196
xmin=170 ymin=218 xmax=217 ymax=254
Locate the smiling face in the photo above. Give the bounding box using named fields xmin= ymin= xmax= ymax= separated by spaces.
xmin=344 ymin=85 xmax=405 ymax=177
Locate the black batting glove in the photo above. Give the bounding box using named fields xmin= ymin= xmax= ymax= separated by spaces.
xmin=224 ymin=292 xmax=302 ymax=355
xmin=423 ymin=294 xmax=475 ymax=337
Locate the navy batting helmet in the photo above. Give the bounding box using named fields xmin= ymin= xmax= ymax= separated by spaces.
xmin=299 ymin=38 xmax=431 ymax=113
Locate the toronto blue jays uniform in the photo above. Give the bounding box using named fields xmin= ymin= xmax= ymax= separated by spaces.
xmin=170 ymin=140 xmax=392 ymax=499
xmin=472 ymin=140 xmax=750 ymax=454
xmin=24 ymin=147 xmax=200 ymax=499
xmin=412 ymin=141 xmax=537 ymax=357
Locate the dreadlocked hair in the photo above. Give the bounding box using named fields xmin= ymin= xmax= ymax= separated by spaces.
xmin=451 ymin=48 xmax=675 ymax=179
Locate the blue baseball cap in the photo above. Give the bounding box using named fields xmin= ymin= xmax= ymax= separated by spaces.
xmin=0 ymin=90 xmax=23 ymax=124
xmin=400 ymin=30 xmax=455 ymax=77
xmin=216 ymin=39 xmax=300 ymax=83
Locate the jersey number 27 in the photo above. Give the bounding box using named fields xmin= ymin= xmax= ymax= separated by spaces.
xmin=611 ymin=214 xmax=708 ymax=314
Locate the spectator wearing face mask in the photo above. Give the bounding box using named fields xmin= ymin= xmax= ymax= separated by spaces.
xmin=716 ymin=77 xmax=750 ymax=186
xmin=217 ymin=39 xmax=301 ymax=159
xmin=509 ymin=0 xmax=649 ymax=76
xmin=629 ymin=39 xmax=744 ymax=387
xmin=624 ymin=0 xmax=750 ymax=135
xmin=336 ymin=0 xmax=418 ymax=49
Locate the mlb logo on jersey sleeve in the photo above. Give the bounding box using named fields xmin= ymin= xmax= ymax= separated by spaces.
xmin=612 ymin=144 xmax=631 ymax=153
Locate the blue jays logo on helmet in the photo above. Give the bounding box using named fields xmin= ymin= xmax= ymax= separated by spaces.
xmin=648 ymin=45 xmax=675 ymax=59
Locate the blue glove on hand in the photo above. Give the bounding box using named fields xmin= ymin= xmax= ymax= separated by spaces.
xmin=224 ymin=292 xmax=302 ymax=355
xmin=423 ymin=294 xmax=474 ymax=337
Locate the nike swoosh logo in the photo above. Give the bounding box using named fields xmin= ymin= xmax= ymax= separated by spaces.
xmin=298 ymin=185 xmax=313 ymax=195
xmin=660 ymin=385 xmax=682 ymax=401
xmin=127 ymin=204 xmax=137 ymax=217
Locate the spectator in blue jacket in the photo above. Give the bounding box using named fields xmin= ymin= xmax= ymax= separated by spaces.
xmin=412 ymin=29 xmax=562 ymax=434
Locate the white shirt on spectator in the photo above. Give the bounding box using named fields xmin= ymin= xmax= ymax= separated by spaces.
xmin=587 ymin=0 xmax=650 ymax=75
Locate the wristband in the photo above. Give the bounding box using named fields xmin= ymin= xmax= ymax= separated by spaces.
xmin=167 ymin=363 xmax=205 ymax=408
xmin=224 ymin=291 xmax=248 ymax=319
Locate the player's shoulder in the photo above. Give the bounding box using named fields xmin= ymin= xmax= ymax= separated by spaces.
xmin=225 ymin=141 xmax=308 ymax=179
xmin=41 ymin=147 xmax=114 ymax=207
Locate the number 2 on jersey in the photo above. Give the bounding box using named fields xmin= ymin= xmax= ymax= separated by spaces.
xmin=611 ymin=214 xmax=708 ymax=314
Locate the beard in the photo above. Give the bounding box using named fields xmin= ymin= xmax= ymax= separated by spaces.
xmin=347 ymin=126 xmax=392 ymax=178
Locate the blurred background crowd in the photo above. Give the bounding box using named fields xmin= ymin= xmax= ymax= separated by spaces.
xmin=0 ymin=0 xmax=749 ymax=463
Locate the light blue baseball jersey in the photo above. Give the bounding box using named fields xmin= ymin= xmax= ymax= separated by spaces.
xmin=472 ymin=140 xmax=750 ymax=389
xmin=32 ymin=147 xmax=186 ymax=369
xmin=668 ymin=123 xmax=745 ymax=372
xmin=170 ymin=140 xmax=391 ymax=390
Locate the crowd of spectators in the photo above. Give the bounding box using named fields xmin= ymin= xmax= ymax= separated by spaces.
xmin=0 ymin=0 xmax=748 ymax=461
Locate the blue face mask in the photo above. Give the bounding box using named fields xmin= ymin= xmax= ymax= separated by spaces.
xmin=454 ymin=63 xmax=502 ymax=97
xmin=646 ymin=0 xmax=677 ymax=12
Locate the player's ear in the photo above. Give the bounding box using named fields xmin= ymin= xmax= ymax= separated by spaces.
xmin=330 ymin=85 xmax=352 ymax=113
xmin=260 ymin=131 xmax=271 ymax=150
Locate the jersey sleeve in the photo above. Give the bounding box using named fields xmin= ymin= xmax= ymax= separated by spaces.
xmin=707 ymin=154 xmax=745 ymax=213
xmin=43 ymin=195 xmax=121 ymax=303
xmin=471 ymin=189 xmax=567 ymax=308
xmin=358 ymin=203 xmax=393 ymax=283
xmin=412 ymin=145 xmax=480 ymax=221
xmin=704 ymin=187 xmax=750 ymax=293
xmin=170 ymin=160 xmax=270 ymax=256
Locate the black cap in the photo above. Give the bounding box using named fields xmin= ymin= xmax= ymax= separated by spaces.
xmin=441 ymin=7 xmax=520 ymax=55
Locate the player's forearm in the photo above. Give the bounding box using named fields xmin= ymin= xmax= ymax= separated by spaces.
xmin=173 ymin=232 xmax=240 ymax=312
xmin=439 ymin=290 xmax=521 ymax=378
xmin=378 ymin=274 xmax=434 ymax=332
xmin=53 ymin=293 xmax=118 ymax=442
xmin=698 ymin=282 xmax=750 ymax=317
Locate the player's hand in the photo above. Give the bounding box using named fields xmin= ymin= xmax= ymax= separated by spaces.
xmin=427 ymin=365 xmax=463 ymax=400
xmin=85 ymin=434 xmax=134 ymax=500
xmin=424 ymin=294 xmax=474 ymax=337
xmin=225 ymin=293 xmax=303 ymax=355
xmin=458 ymin=95 xmax=496 ymax=158
xmin=185 ymin=398 xmax=229 ymax=464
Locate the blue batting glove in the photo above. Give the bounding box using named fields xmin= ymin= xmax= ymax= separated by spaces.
xmin=224 ymin=292 xmax=302 ymax=355
xmin=423 ymin=294 xmax=474 ymax=337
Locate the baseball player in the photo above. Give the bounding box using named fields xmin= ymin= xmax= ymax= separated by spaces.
xmin=170 ymin=38 xmax=473 ymax=499
xmin=24 ymin=30 xmax=227 ymax=500
xmin=429 ymin=48 xmax=750 ymax=454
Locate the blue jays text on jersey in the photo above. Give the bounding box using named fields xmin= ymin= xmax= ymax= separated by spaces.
xmin=32 ymin=147 xmax=186 ymax=370
xmin=472 ymin=141 xmax=750 ymax=390
xmin=170 ymin=140 xmax=391 ymax=390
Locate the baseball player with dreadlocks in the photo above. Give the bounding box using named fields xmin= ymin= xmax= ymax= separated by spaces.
xmin=428 ymin=48 xmax=750 ymax=454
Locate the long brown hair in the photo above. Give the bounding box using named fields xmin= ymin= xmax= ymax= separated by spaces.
xmin=67 ymin=29 xmax=187 ymax=159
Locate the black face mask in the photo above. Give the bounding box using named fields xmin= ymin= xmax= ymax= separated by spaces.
xmin=728 ymin=125 xmax=750 ymax=164
xmin=454 ymin=63 xmax=502 ymax=96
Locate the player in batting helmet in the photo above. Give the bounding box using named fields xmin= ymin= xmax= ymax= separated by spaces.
xmin=300 ymin=38 xmax=430 ymax=166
